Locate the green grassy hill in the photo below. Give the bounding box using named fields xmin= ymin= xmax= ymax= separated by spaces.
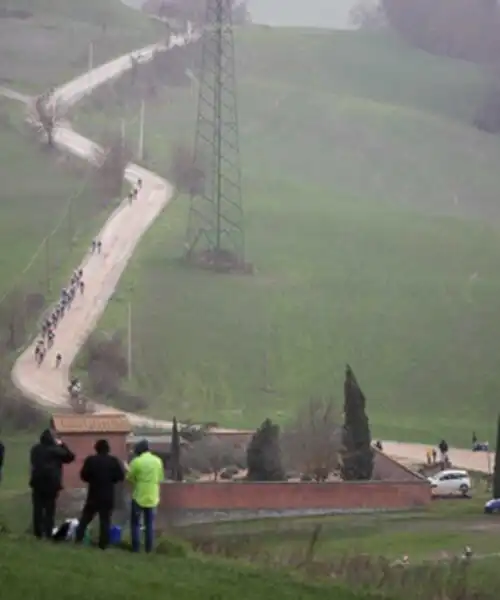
xmin=73 ymin=27 xmax=500 ymax=446
xmin=0 ymin=0 xmax=163 ymax=92
xmin=0 ymin=536 xmax=381 ymax=600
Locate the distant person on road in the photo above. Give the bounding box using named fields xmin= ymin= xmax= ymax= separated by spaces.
xmin=91 ymin=240 xmax=97 ymax=253
xmin=55 ymin=353 xmax=62 ymax=368
xmin=438 ymin=439 xmax=448 ymax=465
xmin=75 ymin=439 xmax=125 ymax=550
xmin=30 ymin=429 xmax=75 ymax=539
xmin=0 ymin=440 xmax=4 ymax=483
xmin=97 ymin=240 xmax=102 ymax=254
xmin=126 ymin=440 xmax=164 ymax=553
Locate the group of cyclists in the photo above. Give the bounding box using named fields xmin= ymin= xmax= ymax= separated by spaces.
xmin=128 ymin=178 xmax=142 ymax=204
xmin=33 ymin=178 xmax=143 ymax=401
xmin=34 ymin=268 xmax=85 ymax=370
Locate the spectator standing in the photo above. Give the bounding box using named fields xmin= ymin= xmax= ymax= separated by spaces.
xmin=126 ymin=440 xmax=164 ymax=553
xmin=438 ymin=439 xmax=449 ymax=465
xmin=75 ymin=439 xmax=125 ymax=550
xmin=30 ymin=429 xmax=75 ymax=539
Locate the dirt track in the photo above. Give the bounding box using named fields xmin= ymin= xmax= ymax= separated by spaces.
xmin=3 ymin=33 xmax=494 ymax=472
xmin=10 ymin=35 xmax=192 ymax=430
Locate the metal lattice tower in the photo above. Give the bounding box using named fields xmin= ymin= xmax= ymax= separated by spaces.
xmin=184 ymin=0 xmax=247 ymax=272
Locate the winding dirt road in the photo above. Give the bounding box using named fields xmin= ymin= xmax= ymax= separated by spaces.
xmin=3 ymin=30 xmax=493 ymax=471
xmin=10 ymin=34 xmax=193 ymax=430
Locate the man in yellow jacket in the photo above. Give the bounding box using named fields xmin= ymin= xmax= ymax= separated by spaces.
xmin=126 ymin=439 xmax=164 ymax=552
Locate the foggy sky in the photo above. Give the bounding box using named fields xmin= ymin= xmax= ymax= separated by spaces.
xmin=132 ymin=0 xmax=374 ymax=30
xmin=248 ymin=0 xmax=367 ymax=29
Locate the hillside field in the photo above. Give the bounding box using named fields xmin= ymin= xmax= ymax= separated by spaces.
xmin=0 ymin=0 xmax=163 ymax=92
xmin=74 ymin=27 xmax=500 ymax=446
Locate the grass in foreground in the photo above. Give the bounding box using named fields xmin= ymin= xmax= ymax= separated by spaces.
xmin=75 ymin=28 xmax=500 ymax=445
xmin=0 ymin=0 xmax=163 ymax=92
xmin=0 ymin=535 xmax=379 ymax=600
xmin=188 ymin=487 xmax=495 ymax=562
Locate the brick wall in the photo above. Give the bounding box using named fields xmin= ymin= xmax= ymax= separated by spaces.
xmin=59 ymin=432 xmax=128 ymax=489
xmin=160 ymin=480 xmax=431 ymax=512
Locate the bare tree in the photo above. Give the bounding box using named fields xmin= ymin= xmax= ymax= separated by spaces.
xmin=93 ymin=135 xmax=132 ymax=201
xmin=350 ymin=1 xmax=386 ymax=31
xmin=183 ymin=435 xmax=242 ymax=480
xmin=0 ymin=289 xmax=27 ymax=350
xmin=34 ymin=92 xmax=66 ymax=147
xmin=282 ymin=397 xmax=341 ymax=482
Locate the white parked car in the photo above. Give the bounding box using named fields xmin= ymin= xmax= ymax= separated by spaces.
xmin=428 ymin=469 xmax=471 ymax=497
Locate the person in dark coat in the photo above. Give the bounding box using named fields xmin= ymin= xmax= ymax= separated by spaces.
xmin=30 ymin=429 xmax=75 ymax=539
xmin=75 ymin=439 xmax=125 ymax=549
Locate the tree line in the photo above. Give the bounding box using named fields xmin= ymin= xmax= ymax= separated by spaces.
xmin=167 ymin=365 xmax=375 ymax=483
xmin=354 ymin=1 xmax=500 ymax=133
xmin=381 ymin=0 xmax=500 ymax=63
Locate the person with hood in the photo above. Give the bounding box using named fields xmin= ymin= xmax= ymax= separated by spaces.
xmin=30 ymin=429 xmax=75 ymax=539
xmin=438 ymin=439 xmax=449 ymax=463
xmin=126 ymin=439 xmax=164 ymax=553
xmin=75 ymin=439 xmax=125 ymax=549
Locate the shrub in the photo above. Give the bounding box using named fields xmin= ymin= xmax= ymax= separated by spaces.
xmin=247 ymin=418 xmax=285 ymax=481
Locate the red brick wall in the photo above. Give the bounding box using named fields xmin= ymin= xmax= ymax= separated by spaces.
xmin=160 ymin=480 xmax=431 ymax=512
xmin=59 ymin=433 xmax=128 ymax=489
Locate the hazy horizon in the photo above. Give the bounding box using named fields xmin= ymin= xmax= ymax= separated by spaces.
xmin=248 ymin=0 xmax=364 ymax=29
xmin=132 ymin=0 xmax=371 ymax=30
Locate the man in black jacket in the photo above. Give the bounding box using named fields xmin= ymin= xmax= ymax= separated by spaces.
xmin=75 ymin=439 xmax=125 ymax=549
xmin=30 ymin=429 xmax=75 ymax=539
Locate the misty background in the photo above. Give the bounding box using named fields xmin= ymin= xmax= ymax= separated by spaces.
xmin=128 ymin=0 xmax=371 ymax=29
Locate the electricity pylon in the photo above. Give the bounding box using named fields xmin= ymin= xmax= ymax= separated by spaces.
xmin=184 ymin=0 xmax=249 ymax=273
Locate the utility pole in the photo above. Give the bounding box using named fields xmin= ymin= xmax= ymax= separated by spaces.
xmin=127 ymin=300 xmax=132 ymax=381
xmin=45 ymin=237 xmax=51 ymax=294
xmin=67 ymin=201 xmax=73 ymax=248
xmin=138 ymin=100 xmax=145 ymax=160
xmin=88 ymin=41 xmax=94 ymax=88
xmin=120 ymin=118 xmax=126 ymax=147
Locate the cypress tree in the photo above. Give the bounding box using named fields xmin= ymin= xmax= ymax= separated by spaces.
xmin=340 ymin=364 xmax=374 ymax=481
xmin=493 ymin=414 xmax=500 ymax=498
xmin=170 ymin=416 xmax=182 ymax=481
xmin=247 ymin=418 xmax=285 ymax=481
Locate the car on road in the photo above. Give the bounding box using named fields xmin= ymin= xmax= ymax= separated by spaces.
xmin=428 ymin=469 xmax=471 ymax=497
xmin=484 ymin=498 xmax=500 ymax=514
